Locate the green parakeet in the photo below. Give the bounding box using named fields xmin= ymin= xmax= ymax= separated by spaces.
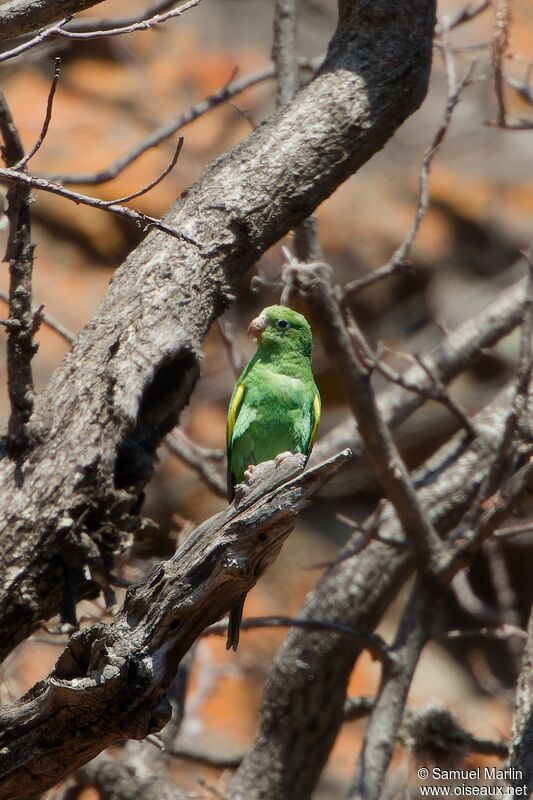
xmin=225 ymin=305 xmax=321 ymax=650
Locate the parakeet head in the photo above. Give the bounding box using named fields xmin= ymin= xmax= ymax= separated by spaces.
xmin=247 ymin=305 xmax=313 ymax=358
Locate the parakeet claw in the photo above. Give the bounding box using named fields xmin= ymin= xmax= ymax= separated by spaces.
xmin=275 ymin=451 xmax=293 ymax=466
xmin=244 ymin=464 xmax=256 ymax=482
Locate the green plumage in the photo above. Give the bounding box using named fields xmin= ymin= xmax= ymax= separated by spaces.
xmin=226 ymin=305 xmax=321 ymax=500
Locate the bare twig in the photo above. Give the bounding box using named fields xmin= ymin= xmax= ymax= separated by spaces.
xmin=205 ymin=615 xmax=392 ymax=667
xmin=100 ymin=137 xmax=184 ymax=206
xmin=0 ymin=88 xmax=36 ymax=454
xmin=14 ymin=58 xmax=62 ymax=170
xmin=44 ymin=64 xmax=283 ymax=186
xmin=0 ymin=167 xmax=200 ymax=246
xmin=0 ymin=288 xmax=75 ymax=345
xmin=165 ymin=429 xmax=226 ymax=497
xmin=365 ymin=344 xmax=477 ymax=438
xmin=491 ymin=0 xmax=511 ymax=127
xmin=0 ymin=0 xmax=202 ymax=64
xmin=273 ymin=0 xmax=298 ymax=107
xmin=68 ymin=0 xmax=185 ymax=32
xmin=273 ymin=0 xmax=321 ymax=268
xmin=439 ymin=0 xmax=491 ymax=32
xmin=217 ymin=317 xmax=244 ymax=377
xmin=446 ymin=623 xmax=527 ymax=641
xmin=506 ymin=63 xmax=533 ymax=107
xmin=343 ymin=46 xmax=475 ymax=299
xmin=483 ymin=537 xmax=523 ymax=670
xmin=495 ymin=520 xmax=533 ymax=539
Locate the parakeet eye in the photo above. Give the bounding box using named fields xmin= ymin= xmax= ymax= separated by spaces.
xmin=276 ymin=319 xmax=290 ymax=330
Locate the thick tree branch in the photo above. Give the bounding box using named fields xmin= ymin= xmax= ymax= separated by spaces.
xmin=0 ymin=89 xmax=36 ymax=455
xmin=0 ymin=0 xmax=437 ymax=662
xmin=0 ymin=451 xmax=350 ymax=799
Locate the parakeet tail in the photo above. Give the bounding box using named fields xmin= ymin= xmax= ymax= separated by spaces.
xmin=226 ymin=595 xmax=246 ymax=651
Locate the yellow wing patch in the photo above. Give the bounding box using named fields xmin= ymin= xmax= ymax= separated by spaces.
xmin=307 ymin=391 xmax=321 ymax=456
xmin=226 ymin=382 xmax=245 ymax=450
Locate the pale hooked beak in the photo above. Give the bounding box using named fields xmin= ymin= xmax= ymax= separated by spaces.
xmin=247 ymin=315 xmax=266 ymax=341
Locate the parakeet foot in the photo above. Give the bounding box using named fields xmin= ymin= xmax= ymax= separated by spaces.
xmin=275 ymin=451 xmax=293 ymax=467
xmin=244 ymin=464 xmax=256 ymax=482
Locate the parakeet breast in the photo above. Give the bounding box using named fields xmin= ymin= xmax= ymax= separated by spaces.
xmin=229 ymin=365 xmax=313 ymax=487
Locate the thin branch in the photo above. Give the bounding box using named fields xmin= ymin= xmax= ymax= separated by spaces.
xmin=100 ymin=136 xmax=184 ymax=206
xmin=273 ymin=1 xmax=321 ymax=268
xmin=217 ymin=317 xmax=244 ymax=377
xmin=491 ymin=0 xmax=511 ymax=127
xmin=343 ymin=47 xmax=475 ymax=300
xmin=0 ymin=167 xmax=200 ymax=246
xmin=0 ymin=88 xmax=35 ymax=454
xmin=44 ymin=64 xmax=284 ymax=186
xmin=0 ymin=289 xmax=75 ymax=345
xmin=439 ymin=0 xmax=491 ymax=32
xmin=204 ymin=615 xmax=392 ymax=667
xmin=0 ymin=0 xmax=104 ymax=41
xmin=364 ymin=344 xmax=477 ymax=439
xmin=14 ymin=58 xmax=62 ymax=170
xmin=68 ymin=0 xmax=185 ymax=32
xmin=495 ymin=520 xmax=533 ymax=539
xmin=506 ymin=63 xmax=533 ymax=107
xmin=273 ymin=0 xmax=298 ymax=108
xmin=165 ymin=429 xmax=226 ymax=497
xmin=446 ymin=623 xmax=527 ymax=641
xmin=0 ymin=0 xmax=202 ymax=64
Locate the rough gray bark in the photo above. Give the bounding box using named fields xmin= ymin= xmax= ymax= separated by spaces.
xmin=0 ymin=0 xmax=437 ymax=663
xmin=229 ymin=382 xmax=533 ymax=800
xmin=0 ymin=451 xmax=350 ymax=800
xmin=510 ymin=604 xmax=533 ymax=793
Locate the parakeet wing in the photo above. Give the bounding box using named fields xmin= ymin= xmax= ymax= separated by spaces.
xmin=226 ymin=382 xmax=245 ymax=500
xmin=305 ymin=391 xmax=321 ymax=457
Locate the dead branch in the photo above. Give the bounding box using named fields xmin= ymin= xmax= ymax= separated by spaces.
xmin=100 ymin=137 xmax=184 ymax=206
xmin=165 ymin=429 xmax=226 ymax=497
xmin=69 ymin=0 xmax=188 ymax=33
xmin=0 ymin=288 xmax=75 ymax=345
xmin=343 ymin=45 xmax=474 ymax=299
xmin=0 ymin=167 xmax=199 ymax=244
xmin=0 ymin=0 xmax=202 ymax=62
xmin=0 ymin=0 xmax=105 ymax=40
xmin=205 ymin=614 xmax=391 ymax=667
xmin=0 ymin=451 xmax=350 ymax=799
xmin=43 ymin=63 xmax=286 ymax=185
xmin=14 ymin=57 xmax=61 ymax=170
xmin=0 ymin=88 xmax=36 ymax=455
